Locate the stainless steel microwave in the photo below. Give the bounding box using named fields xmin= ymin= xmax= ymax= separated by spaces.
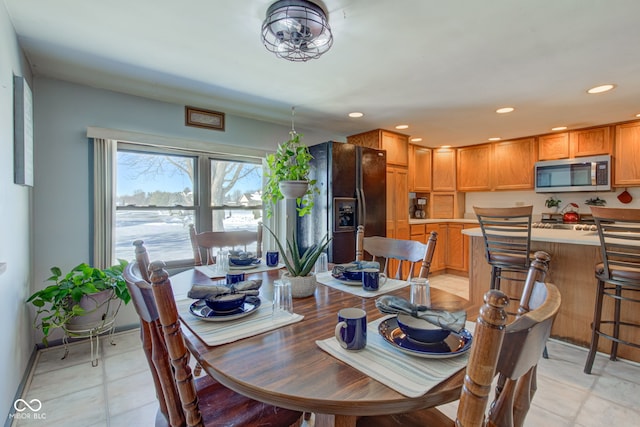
xmin=534 ymin=155 xmax=611 ymax=193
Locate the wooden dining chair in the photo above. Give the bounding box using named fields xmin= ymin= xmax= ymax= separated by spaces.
xmin=355 ymin=225 xmax=437 ymax=280
xmin=356 ymin=254 xmax=561 ymax=427
xmin=124 ymin=241 xmax=302 ymax=427
xmin=189 ymin=223 xmax=263 ymax=266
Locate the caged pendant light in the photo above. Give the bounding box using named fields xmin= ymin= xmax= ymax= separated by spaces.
xmin=261 ymin=0 xmax=333 ymax=62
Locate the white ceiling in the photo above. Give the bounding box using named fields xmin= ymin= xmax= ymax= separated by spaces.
xmin=5 ymin=0 xmax=640 ymax=147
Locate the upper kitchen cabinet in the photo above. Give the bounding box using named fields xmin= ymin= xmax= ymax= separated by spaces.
xmin=538 ymin=132 xmax=570 ymax=160
xmin=347 ymin=129 xmax=408 ymax=166
xmin=457 ymin=144 xmax=492 ymax=191
xmin=569 ymin=126 xmax=612 ymax=158
xmin=408 ymin=144 xmax=432 ymax=191
xmin=432 ymin=148 xmax=456 ymax=191
xmin=614 ymin=121 xmax=640 ymax=186
xmin=492 ymin=137 xmax=536 ymax=190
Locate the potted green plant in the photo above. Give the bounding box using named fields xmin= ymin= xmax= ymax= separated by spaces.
xmin=264 ymin=225 xmax=330 ymax=298
xmin=545 ymin=196 xmax=562 ymax=211
xmin=27 ymin=260 xmax=131 ymax=346
xmin=262 ymin=132 xmax=319 ymax=218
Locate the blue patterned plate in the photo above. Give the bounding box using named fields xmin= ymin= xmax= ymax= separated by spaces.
xmin=378 ymin=316 xmax=472 ymax=359
xmin=189 ymin=296 xmax=261 ymax=322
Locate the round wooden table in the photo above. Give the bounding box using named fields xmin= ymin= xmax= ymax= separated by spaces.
xmin=172 ymin=268 xmax=472 ymax=427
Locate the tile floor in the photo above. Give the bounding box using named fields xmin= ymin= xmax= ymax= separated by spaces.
xmin=11 ymin=275 xmax=640 ymax=427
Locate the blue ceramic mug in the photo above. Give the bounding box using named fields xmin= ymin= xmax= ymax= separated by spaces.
xmin=225 ymin=272 xmax=245 ymax=284
xmin=361 ymin=268 xmax=387 ymax=292
xmin=266 ymin=250 xmax=279 ymax=267
xmin=334 ymin=308 xmax=367 ymax=351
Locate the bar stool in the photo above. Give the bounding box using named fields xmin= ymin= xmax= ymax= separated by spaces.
xmin=473 ymin=206 xmax=537 ymax=306
xmin=584 ymin=207 xmax=640 ymax=374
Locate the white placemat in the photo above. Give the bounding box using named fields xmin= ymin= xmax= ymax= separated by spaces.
xmin=315 ymin=271 xmax=410 ymax=298
xmin=177 ymin=298 xmax=303 ymax=346
xmin=316 ymin=316 xmax=474 ymax=397
xmin=194 ymin=263 xmax=285 ymax=279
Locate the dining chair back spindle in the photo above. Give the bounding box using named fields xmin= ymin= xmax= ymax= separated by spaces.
xmin=584 ymin=207 xmax=640 ymax=374
xmin=189 ymin=223 xmax=263 ymax=266
xmin=355 ymin=225 xmax=437 ymax=280
xmin=124 ymin=241 xmax=302 ymax=427
xmin=357 ymin=253 xmax=561 ymax=427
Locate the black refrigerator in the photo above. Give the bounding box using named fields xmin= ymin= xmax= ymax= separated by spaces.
xmin=297 ymin=141 xmax=387 ymax=264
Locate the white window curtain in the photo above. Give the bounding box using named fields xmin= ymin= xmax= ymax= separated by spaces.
xmin=92 ymin=138 xmax=116 ymax=269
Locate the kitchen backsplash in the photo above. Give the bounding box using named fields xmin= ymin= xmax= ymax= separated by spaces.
xmin=410 ymin=188 xmax=640 ymax=220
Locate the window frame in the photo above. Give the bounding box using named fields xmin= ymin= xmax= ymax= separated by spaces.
xmin=115 ymin=141 xmax=264 ymax=268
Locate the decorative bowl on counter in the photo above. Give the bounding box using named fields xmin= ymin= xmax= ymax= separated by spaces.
xmin=396 ymin=313 xmax=451 ymax=343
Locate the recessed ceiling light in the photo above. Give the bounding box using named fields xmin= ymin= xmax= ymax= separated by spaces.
xmin=551 ymin=126 xmax=568 ymax=131
xmin=410 ymin=137 xmax=422 ymax=142
xmin=395 ymin=124 xmax=409 ymax=130
xmin=587 ymin=84 xmax=615 ymax=94
xmin=496 ymin=107 xmax=514 ymax=114
xmin=440 ymin=145 xmax=452 ymax=149
xmin=348 ymin=112 xmax=364 ymax=118
xmin=636 ymin=113 xmax=640 ymax=118
xmin=488 ymin=137 xmax=501 ymax=141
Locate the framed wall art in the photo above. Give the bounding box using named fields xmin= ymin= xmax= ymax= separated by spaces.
xmin=185 ymin=106 xmax=225 ymax=131
xmin=14 ymin=76 xmax=34 ymax=186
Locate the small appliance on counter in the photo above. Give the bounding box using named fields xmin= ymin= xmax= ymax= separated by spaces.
xmin=414 ymin=198 xmax=427 ymax=219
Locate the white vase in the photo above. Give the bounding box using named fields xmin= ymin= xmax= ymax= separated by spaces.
xmin=279 ymin=180 xmax=308 ymax=199
xmin=283 ymin=272 xmax=317 ymax=298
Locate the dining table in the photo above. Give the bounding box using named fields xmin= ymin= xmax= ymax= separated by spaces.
xmin=170 ymin=267 xmax=476 ymax=427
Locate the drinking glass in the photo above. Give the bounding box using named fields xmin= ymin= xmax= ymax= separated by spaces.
xmin=410 ymin=277 xmax=431 ymax=307
xmin=216 ymin=250 xmax=229 ymax=272
xmin=272 ymin=280 xmax=293 ymax=319
xmin=314 ymin=253 xmax=329 ymax=274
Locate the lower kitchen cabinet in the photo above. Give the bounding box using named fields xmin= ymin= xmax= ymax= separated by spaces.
xmin=426 ymin=223 xmax=447 ymax=273
xmin=410 ymin=222 xmax=475 ymax=276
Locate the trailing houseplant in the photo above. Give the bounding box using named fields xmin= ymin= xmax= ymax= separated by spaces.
xmin=27 ymin=260 xmax=131 ymax=345
xmin=264 ymin=225 xmax=330 ymax=297
xmin=262 ymin=131 xmax=319 ymax=218
xmin=545 ymin=196 xmax=562 ymax=210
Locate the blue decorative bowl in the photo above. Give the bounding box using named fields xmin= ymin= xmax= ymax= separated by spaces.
xmin=205 ymin=293 xmax=246 ymax=312
xmin=229 ymin=256 xmax=257 ymax=266
xmin=342 ymin=269 xmax=364 ymax=281
xmin=396 ymin=313 xmax=451 ymax=343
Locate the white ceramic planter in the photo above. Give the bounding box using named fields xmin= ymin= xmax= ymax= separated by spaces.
xmin=283 ymin=272 xmax=317 ymax=298
xmin=279 ymin=180 xmax=308 ymax=199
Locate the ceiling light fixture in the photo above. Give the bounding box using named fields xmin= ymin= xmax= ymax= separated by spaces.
xmin=488 ymin=137 xmax=501 ymax=141
xmin=261 ymin=0 xmax=333 ymax=62
xmin=395 ymin=124 xmax=409 ymax=130
xmin=551 ymin=126 xmax=568 ymax=131
xmin=635 ymin=113 xmax=640 ymax=118
xmin=348 ymin=112 xmax=364 ymax=118
xmin=496 ymin=107 xmax=514 ymax=114
xmin=410 ymin=137 xmax=423 ymax=142
xmin=587 ymin=84 xmax=615 ymax=94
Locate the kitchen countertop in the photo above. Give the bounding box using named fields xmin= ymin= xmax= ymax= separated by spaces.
xmin=409 ymin=218 xmax=478 ymax=225
xmin=462 ymin=227 xmax=602 ymax=246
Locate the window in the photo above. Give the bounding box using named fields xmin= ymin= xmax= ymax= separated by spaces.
xmin=115 ymin=144 xmax=263 ymax=265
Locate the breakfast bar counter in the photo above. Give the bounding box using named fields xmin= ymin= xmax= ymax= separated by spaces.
xmin=463 ymin=227 xmax=640 ymax=363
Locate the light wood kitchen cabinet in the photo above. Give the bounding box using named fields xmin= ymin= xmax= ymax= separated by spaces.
xmin=347 ymin=129 xmax=408 ymax=166
xmin=408 ymin=144 xmax=432 ymax=191
xmin=386 ymin=166 xmax=409 ymax=239
xmin=430 ymin=192 xmax=465 ymax=219
xmin=492 ymin=137 xmax=536 ymax=190
xmin=431 ymin=148 xmax=456 ymax=191
xmin=457 ymin=144 xmax=492 ymax=191
xmin=614 ymin=121 xmax=640 ymax=186
xmin=569 ymin=126 xmax=612 ymax=158
xmin=426 ymin=223 xmax=446 ymax=273
xmin=445 ymin=223 xmax=465 ymax=271
xmin=538 ymin=132 xmax=570 ymax=160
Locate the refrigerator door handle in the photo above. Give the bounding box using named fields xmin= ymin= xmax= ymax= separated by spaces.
xmin=357 ymin=187 xmax=366 ymax=228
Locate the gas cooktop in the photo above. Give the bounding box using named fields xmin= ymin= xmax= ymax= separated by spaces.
xmin=532 ymin=222 xmax=598 ymax=231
